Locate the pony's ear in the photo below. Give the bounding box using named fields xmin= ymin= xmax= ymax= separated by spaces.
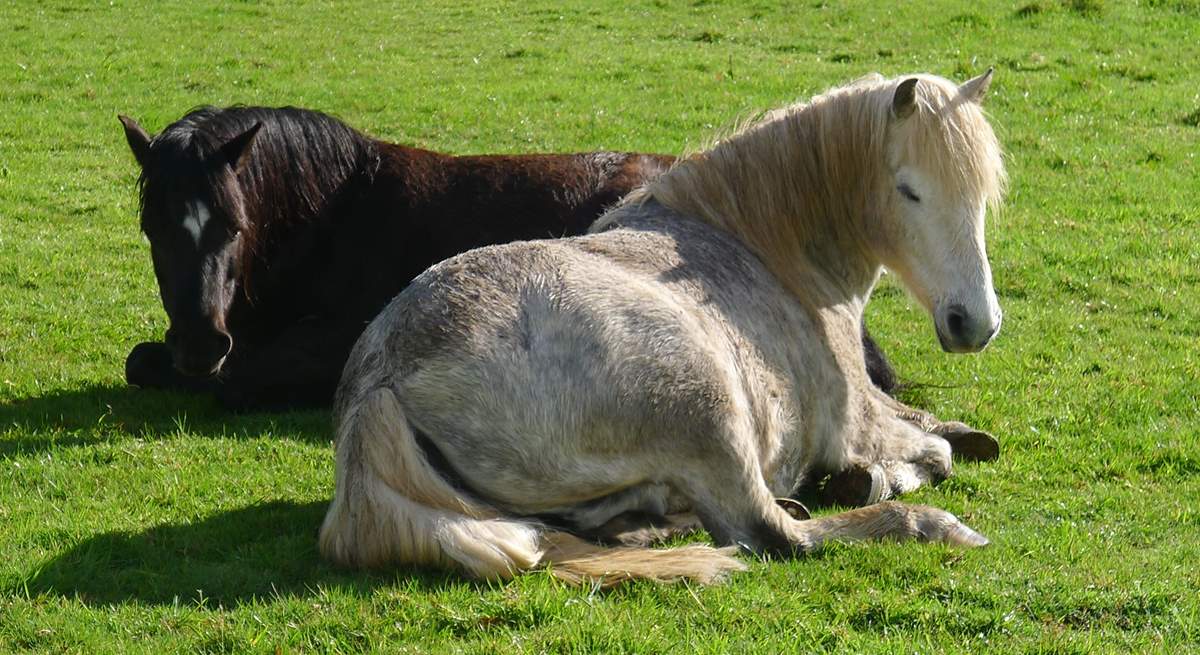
xmin=218 ymin=122 xmax=262 ymax=171
xmin=891 ymin=78 xmax=919 ymax=120
xmin=959 ymin=67 xmax=994 ymax=103
xmin=118 ymin=114 xmax=153 ymax=168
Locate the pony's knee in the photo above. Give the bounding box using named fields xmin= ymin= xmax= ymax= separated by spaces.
xmin=915 ymin=436 xmax=953 ymax=482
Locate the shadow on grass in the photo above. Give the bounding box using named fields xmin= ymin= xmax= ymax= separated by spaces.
xmin=22 ymin=500 xmax=470 ymax=606
xmin=0 ymin=383 xmax=330 ymax=457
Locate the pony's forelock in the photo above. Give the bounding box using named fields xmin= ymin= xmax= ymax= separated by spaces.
xmin=897 ymin=75 xmax=1007 ymax=215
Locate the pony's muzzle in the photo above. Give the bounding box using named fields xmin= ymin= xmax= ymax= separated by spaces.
xmin=166 ymin=326 xmax=233 ymax=377
xmin=936 ymin=303 xmax=1000 ymax=353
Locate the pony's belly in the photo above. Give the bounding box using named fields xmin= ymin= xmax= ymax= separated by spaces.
xmin=438 ymin=441 xmax=661 ymax=516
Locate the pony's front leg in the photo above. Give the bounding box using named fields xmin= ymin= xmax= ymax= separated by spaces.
xmin=671 ymin=425 xmax=983 ymax=556
xmin=824 ymin=415 xmax=954 ymax=506
xmin=868 ymin=386 xmax=999 ymax=462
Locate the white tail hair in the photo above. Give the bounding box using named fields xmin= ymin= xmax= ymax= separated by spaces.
xmin=318 ymin=387 xmax=746 ymax=585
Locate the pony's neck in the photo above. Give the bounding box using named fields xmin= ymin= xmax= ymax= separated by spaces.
xmin=236 ymin=120 xmax=379 ymax=293
xmin=642 ymin=88 xmax=887 ymax=314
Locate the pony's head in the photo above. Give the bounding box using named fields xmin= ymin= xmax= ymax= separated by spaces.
xmin=121 ymin=107 xmax=374 ymax=377
xmin=631 ymin=70 xmax=1006 ymax=354
xmin=871 ymin=70 xmax=1006 ymax=353
xmin=119 ymin=111 xmax=260 ymax=377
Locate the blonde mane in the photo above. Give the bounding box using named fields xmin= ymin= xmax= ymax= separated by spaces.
xmin=627 ymin=73 xmax=1006 ymax=304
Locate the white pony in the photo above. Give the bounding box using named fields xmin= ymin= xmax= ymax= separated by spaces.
xmin=319 ymin=71 xmax=1006 ymax=585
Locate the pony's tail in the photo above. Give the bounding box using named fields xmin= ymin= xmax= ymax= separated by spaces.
xmin=540 ymin=532 xmax=745 ymax=586
xmin=318 ymin=387 xmax=745 ymax=585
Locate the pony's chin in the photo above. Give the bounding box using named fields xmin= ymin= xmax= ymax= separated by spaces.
xmin=173 ymin=356 xmax=227 ymax=378
xmin=935 ymin=330 xmax=991 ymax=354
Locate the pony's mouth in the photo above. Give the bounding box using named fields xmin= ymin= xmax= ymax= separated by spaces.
xmin=934 ymin=301 xmax=1000 ymax=354
xmin=172 ymin=353 xmax=228 ymax=378
xmin=935 ymin=324 xmax=997 ymax=354
xmin=166 ymin=326 xmax=233 ymax=378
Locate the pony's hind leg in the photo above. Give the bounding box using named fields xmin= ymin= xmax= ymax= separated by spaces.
xmin=668 ymin=431 xmax=986 ymax=556
xmin=558 ymin=483 xmax=671 ymax=532
xmin=582 ymin=511 xmax=704 ymax=548
xmin=665 ymin=431 xmax=809 ymax=556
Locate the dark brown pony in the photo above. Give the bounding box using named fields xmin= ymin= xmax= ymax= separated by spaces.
xmin=119 ymin=106 xmax=898 ymax=410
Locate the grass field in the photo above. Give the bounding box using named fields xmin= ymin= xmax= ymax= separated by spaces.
xmin=2 ymin=0 xmax=1199 ymax=652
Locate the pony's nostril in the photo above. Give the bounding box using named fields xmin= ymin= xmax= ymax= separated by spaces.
xmin=946 ymin=305 xmax=967 ymax=339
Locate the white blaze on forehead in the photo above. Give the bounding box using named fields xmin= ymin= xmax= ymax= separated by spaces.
xmin=181 ymin=199 xmax=212 ymax=245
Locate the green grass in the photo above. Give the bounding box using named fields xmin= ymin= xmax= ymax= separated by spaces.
xmin=2 ymin=0 xmax=1199 ymax=651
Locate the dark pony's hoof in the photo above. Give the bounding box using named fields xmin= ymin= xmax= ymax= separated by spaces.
xmin=125 ymin=341 xmax=175 ymax=388
xmin=934 ymin=422 xmax=1001 ymax=462
xmin=822 ymin=465 xmax=885 ymax=507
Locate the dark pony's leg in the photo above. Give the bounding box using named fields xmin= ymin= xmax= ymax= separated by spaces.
xmin=214 ymin=320 xmax=362 ymax=412
xmin=125 ymin=341 xmax=218 ymax=394
xmin=861 ymin=321 xmax=898 ymax=394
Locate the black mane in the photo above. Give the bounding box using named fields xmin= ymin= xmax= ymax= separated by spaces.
xmin=139 ymin=106 xmax=380 ymax=259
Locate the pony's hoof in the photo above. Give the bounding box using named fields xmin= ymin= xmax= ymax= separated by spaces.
xmin=935 ymin=422 xmax=1000 ymax=462
xmin=822 ymin=465 xmax=884 ymax=507
xmin=944 ymin=522 xmax=990 ymax=547
xmin=775 ymin=497 xmax=811 ymax=520
xmin=908 ymin=504 xmax=990 ymax=547
xmin=125 ymin=341 xmax=174 ymax=388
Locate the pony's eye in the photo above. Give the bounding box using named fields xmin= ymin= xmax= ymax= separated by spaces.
xmin=897 ymin=184 xmax=921 ymax=203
